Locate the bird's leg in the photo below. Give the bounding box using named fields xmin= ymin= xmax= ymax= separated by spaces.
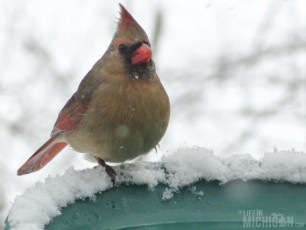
xmin=96 ymin=157 xmax=117 ymax=186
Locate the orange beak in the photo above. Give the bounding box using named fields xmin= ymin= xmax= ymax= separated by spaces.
xmin=131 ymin=43 xmax=152 ymax=65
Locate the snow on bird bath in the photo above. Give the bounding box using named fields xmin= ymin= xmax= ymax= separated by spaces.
xmin=7 ymin=147 xmax=306 ymax=230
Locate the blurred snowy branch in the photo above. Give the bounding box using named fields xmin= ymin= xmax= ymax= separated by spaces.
xmin=171 ymin=36 xmax=306 ymax=153
xmin=23 ymin=38 xmax=73 ymax=88
xmin=216 ymin=39 xmax=306 ymax=75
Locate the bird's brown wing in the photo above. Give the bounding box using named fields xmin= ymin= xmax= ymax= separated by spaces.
xmin=51 ymin=94 xmax=89 ymax=135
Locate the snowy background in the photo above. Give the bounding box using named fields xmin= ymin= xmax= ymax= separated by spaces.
xmin=1 ymin=0 xmax=306 ymax=227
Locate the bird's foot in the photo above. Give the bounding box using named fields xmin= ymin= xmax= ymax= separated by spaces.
xmin=96 ymin=157 xmax=117 ymax=186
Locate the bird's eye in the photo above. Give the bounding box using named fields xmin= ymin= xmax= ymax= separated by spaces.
xmin=118 ymin=44 xmax=127 ymax=54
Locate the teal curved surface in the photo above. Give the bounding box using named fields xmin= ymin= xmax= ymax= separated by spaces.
xmin=5 ymin=180 xmax=306 ymax=229
xmin=47 ymin=180 xmax=306 ymax=229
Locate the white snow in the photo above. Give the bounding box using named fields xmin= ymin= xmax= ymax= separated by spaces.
xmin=7 ymin=147 xmax=306 ymax=230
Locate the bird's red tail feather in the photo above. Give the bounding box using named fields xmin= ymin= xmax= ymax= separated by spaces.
xmin=17 ymin=134 xmax=67 ymax=175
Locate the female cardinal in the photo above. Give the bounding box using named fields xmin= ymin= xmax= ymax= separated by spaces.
xmin=17 ymin=4 xmax=170 ymax=184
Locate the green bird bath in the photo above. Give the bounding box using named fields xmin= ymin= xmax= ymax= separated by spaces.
xmin=6 ymin=180 xmax=306 ymax=230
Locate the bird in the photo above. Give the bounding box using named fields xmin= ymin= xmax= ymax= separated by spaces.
xmin=17 ymin=4 xmax=170 ymax=185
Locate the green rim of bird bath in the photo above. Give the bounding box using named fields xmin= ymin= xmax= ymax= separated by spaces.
xmin=6 ymin=180 xmax=302 ymax=230
xmin=7 ymin=149 xmax=306 ymax=230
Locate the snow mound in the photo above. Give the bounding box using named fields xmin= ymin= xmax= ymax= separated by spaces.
xmin=7 ymin=147 xmax=306 ymax=230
